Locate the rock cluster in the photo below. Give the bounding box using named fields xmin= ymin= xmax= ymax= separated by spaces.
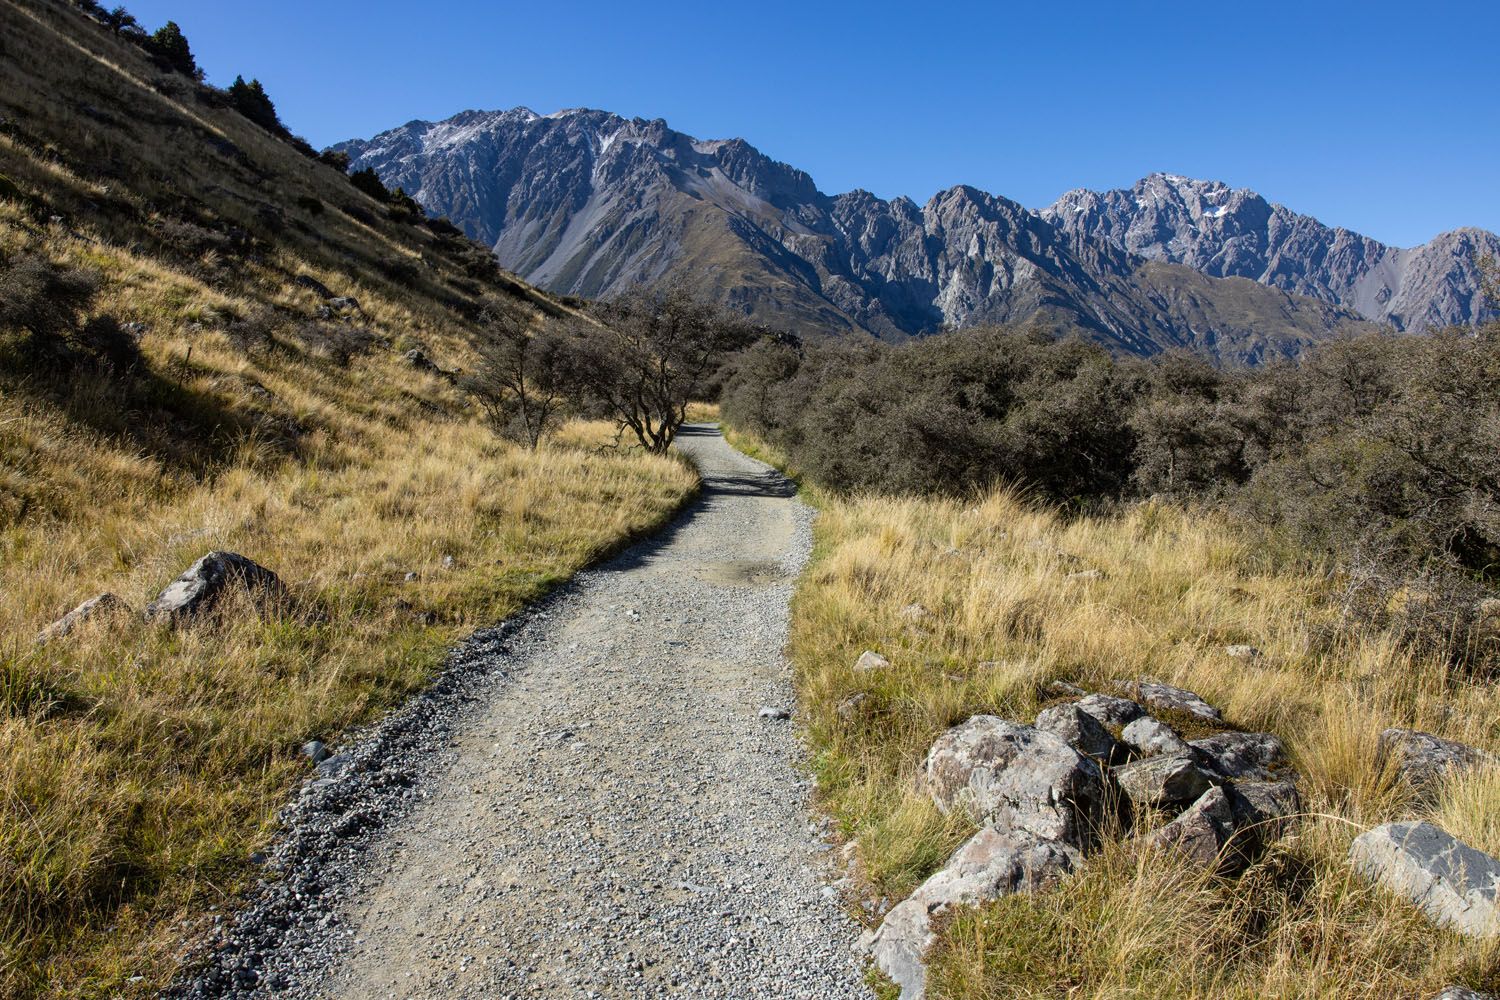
xmin=863 ymin=680 xmax=1302 ymax=998
xmin=35 ymin=551 xmax=287 ymax=642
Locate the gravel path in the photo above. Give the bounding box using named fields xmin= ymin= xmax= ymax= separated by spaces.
xmin=178 ymin=425 xmax=872 ymax=999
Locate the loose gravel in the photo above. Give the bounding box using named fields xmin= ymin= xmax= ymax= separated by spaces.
xmin=169 ymin=424 xmax=872 ymax=999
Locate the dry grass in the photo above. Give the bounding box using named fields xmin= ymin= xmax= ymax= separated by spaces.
xmin=790 ymin=489 xmax=1500 ymax=998
xmin=0 ymin=6 xmax=699 ymax=994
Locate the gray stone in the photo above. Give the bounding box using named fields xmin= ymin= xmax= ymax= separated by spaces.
xmin=1034 ymin=703 xmax=1125 ymax=764
xmin=1113 ymin=752 xmax=1215 ymax=810
xmin=1145 ymin=785 xmax=1234 ymax=870
xmin=1190 ymin=731 xmax=1288 ymax=781
xmin=403 ymin=347 xmax=438 ymax=371
xmin=293 ymin=273 xmax=334 ymax=299
xmin=1073 ymin=692 xmax=1146 ymax=728
xmin=1350 ymin=821 xmax=1500 ymax=937
xmin=1116 ymin=680 xmax=1222 ymax=721
xmin=836 ymin=692 xmax=869 ymax=721
xmin=1041 ymin=680 xmax=1086 ymax=699
xmin=1225 ymin=779 xmax=1302 ymax=844
xmin=300 ymin=740 xmax=331 ymax=764
xmin=757 ymin=706 xmax=790 ymax=720
xmin=327 ymin=295 xmax=361 ymax=312
xmin=924 ymin=716 xmax=1105 ymax=847
xmin=1431 ymin=988 xmax=1497 ymax=1000
xmin=1224 ymin=644 xmax=1262 ymax=659
xmin=864 ymin=827 xmax=1080 ymax=1000
xmin=853 ymin=650 xmax=891 ymax=673
xmin=144 ymin=551 xmax=285 ymax=621
xmin=1379 ymin=728 xmax=1497 ymax=796
xmin=1121 ymin=716 xmax=1188 ymax=757
xmin=33 ymin=592 xmax=132 ymax=644
xmin=314 ymin=753 xmax=353 ymax=779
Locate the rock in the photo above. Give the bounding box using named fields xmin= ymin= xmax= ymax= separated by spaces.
xmin=1121 ymin=716 xmax=1188 ymax=757
xmin=1379 ymin=728 xmax=1497 ymax=796
xmin=327 ymin=295 xmax=361 ymax=313
xmin=1225 ymin=779 xmax=1301 ymax=845
xmin=1034 ymin=703 xmax=1125 ymax=764
xmin=864 ymin=827 xmax=1081 ymax=1000
xmin=1350 ymin=821 xmax=1500 ymax=938
xmin=1431 ymin=988 xmax=1497 ymax=1000
xmin=898 ymin=603 xmax=930 ymax=622
xmin=403 ymin=347 xmax=438 ymax=371
xmin=1190 ymin=731 xmax=1288 ymax=781
xmin=1224 ymin=644 xmax=1262 ymax=659
xmin=1064 ymin=568 xmax=1103 ymax=581
xmin=1041 ymin=680 xmax=1086 ymax=699
xmin=924 ymin=716 xmax=1105 ymax=847
xmin=315 ymin=753 xmax=352 ymax=779
xmin=757 ymin=706 xmax=790 ymax=720
xmin=121 ymin=320 xmax=148 ymax=338
xmin=1145 ymin=785 xmax=1234 ymax=870
xmin=1074 ymin=693 xmax=1146 ymax=728
xmin=33 ymin=592 xmax=132 ymax=644
xmin=1113 ymin=752 xmax=1215 ymax=810
xmin=143 ymin=551 xmax=285 ymax=621
xmin=853 ymin=650 xmax=891 ymax=673
xmin=293 ymin=273 xmax=334 ymax=298
xmin=300 ymin=740 xmax=331 ymax=764
xmin=836 ymin=692 xmax=869 ymax=722
xmin=1116 ymin=679 xmax=1222 ymax=721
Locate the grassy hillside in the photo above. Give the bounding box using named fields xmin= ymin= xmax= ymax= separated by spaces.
xmin=0 ymin=2 xmax=697 ymax=995
xmin=790 ymin=488 xmax=1499 ymax=997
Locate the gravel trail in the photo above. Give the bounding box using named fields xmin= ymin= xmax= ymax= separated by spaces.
xmin=224 ymin=424 xmax=871 ymax=999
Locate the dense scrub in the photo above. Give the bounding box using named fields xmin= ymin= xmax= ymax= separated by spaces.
xmin=722 ymin=317 xmax=1500 ymax=668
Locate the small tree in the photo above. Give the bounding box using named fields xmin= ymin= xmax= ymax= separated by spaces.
xmin=349 ymin=167 xmax=390 ymax=202
xmin=463 ymin=305 xmax=568 ymax=449
xmin=147 ymin=21 xmax=200 ymax=79
xmin=558 ymin=288 xmax=755 ymax=454
xmin=103 ymin=6 xmax=138 ymax=35
xmin=228 ymin=76 xmax=282 ymax=133
xmin=319 ymin=149 xmax=351 ymax=173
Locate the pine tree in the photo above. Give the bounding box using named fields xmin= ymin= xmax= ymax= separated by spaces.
xmin=148 ymin=21 xmax=200 ymax=79
xmin=228 ymin=75 xmax=282 ymax=134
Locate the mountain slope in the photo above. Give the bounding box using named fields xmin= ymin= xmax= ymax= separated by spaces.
xmin=336 ymin=109 xmax=1381 ymax=363
xmin=1042 ymin=173 xmax=1499 ymax=331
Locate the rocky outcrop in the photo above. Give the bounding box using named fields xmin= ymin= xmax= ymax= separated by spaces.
xmin=1189 ymin=731 xmax=1288 ymax=781
xmin=1116 ymin=680 xmax=1222 ymax=721
xmin=1113 ymin=752 xmax=1215 ymax=810
xmin=144 ymin=551 xmax=286 ymax=621
xmin=1121 ymin=716 xmax=1188 ymax=757
xmin=1350 ymin=821 xmax=1500 ymax=938
xmin=924 ymin=717 xmax=1105 ymax=847
xmin=1073 ymin=692 xmax=1146 ymax=728
xmin=1379 ymin=728 xmax=1497 ymax=796
xmin=863 ymin=827 xmax=1081 ymax=999
xmin=33 ymin=592 xmax=132 ymax=644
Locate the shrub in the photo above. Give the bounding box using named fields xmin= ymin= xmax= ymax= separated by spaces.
xmin=145 ymin=21 xmax=199 ymax=79
xmin=349 ymin=167 xmax=390 ymax=202
xmin=227 ymin=76 xmax=282 ymax=134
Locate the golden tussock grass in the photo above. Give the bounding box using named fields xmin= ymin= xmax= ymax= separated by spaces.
xmin=789 ymin=487 xmax=1500 ymax=998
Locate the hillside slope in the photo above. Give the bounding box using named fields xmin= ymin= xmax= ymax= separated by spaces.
xmin=0 ymin=2 xmax=696 ymax=995
xmin=336 ymin=108 xmax=1380 ymax=363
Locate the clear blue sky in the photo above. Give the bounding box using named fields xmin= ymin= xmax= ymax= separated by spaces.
xmin=123 ymin=0 xmax=1496 ymax=247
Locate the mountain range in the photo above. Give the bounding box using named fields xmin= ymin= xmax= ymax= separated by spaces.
xmin=335 ymin=108 xmax=1498 ymax=361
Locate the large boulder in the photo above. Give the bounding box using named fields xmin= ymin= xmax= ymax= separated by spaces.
xmin=34 ymin=592 xmax=132 ymax=644
xmin=1113 ymin=752 xmax=1215 ymax=810
xmin=924 ymin=716 xmax=1106 ymax=847
xmin=1145 ymin=785 xmax=1234 ymax=870
xmin=1379 ymin=728 xmax=1497 ymax=796
xmin=1034 ymin=703 xmax=1126 ymax=764
xmin=1073 ymin=693 xmax=1146 ymax=728
xmin=144 ymin=551 xmax=285 ymax=621
xmin=1121 ymin=716 xmax=1188 ymax=757
xmin=1115 ymin=680 xmax=1222 ymax=721
xmin=1190 ymin=731 xmax=1288 ymax=781
xmin=1350 ymin=821 xmax=1500 ymax=938
xmin=864 ymin=827 xmax=1081 ymax=1000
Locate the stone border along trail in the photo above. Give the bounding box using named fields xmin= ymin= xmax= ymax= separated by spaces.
xmin=173 ymin=424 xmax=873 ymax=1000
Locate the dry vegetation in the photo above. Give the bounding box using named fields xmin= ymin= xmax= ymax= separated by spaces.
xmin=0 ymin=2 xmax=699 ymax=995
xmin=787 ymin=487 xmax=1500 ymax=998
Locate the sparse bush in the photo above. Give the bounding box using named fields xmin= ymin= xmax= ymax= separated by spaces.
xmin=462 ymin=303 xmax=569 ymax=448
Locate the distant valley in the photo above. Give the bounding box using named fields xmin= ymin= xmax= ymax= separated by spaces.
xmin=336 ymin=108 xmax=1497 ymax=361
